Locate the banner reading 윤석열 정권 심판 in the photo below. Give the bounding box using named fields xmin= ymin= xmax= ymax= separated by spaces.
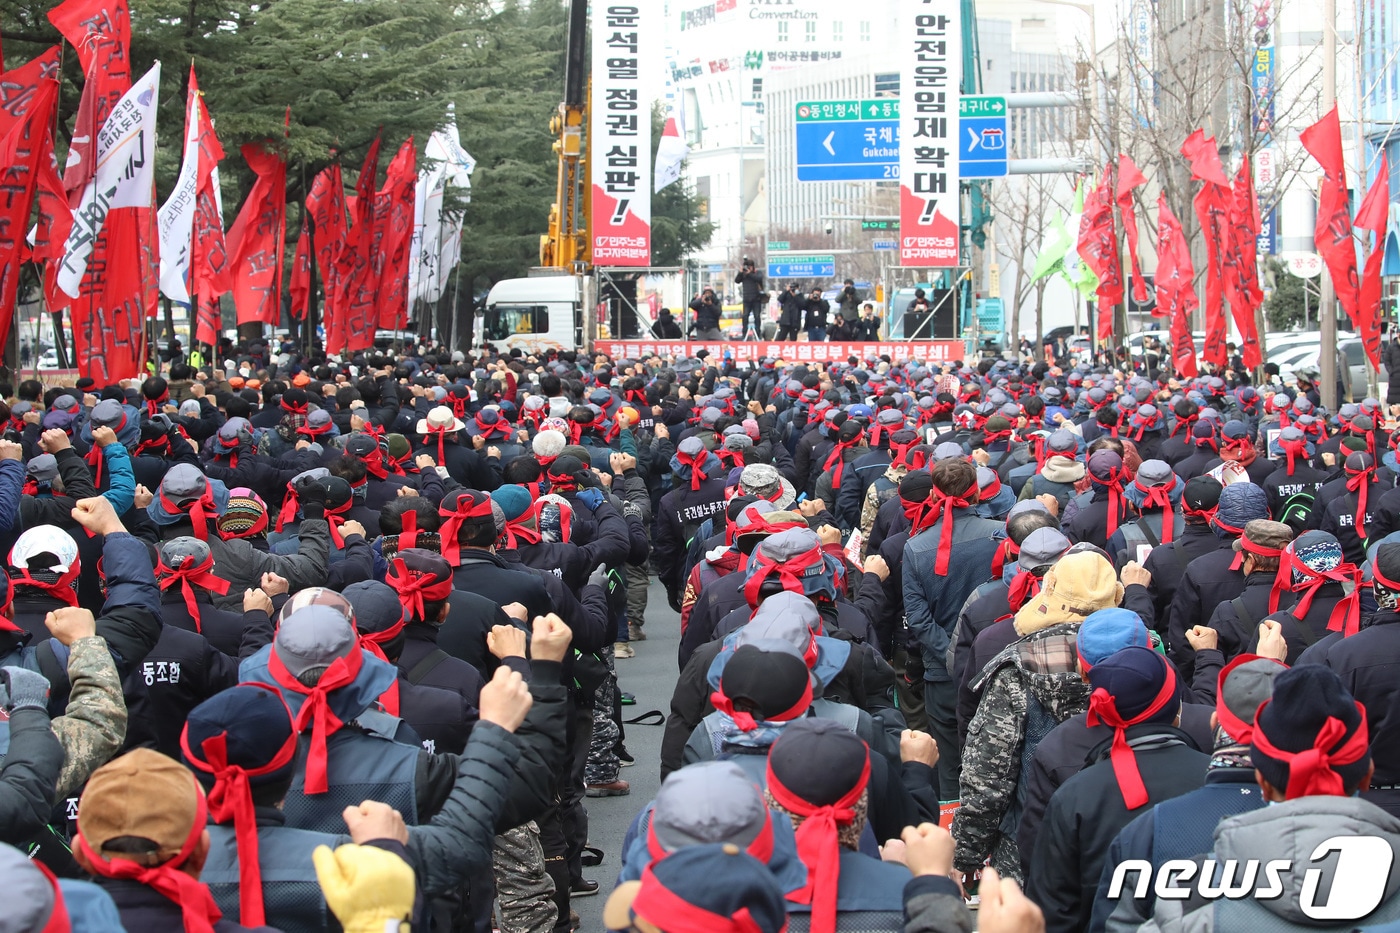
xmin=591 ymin=3 xmax=654 ymax=267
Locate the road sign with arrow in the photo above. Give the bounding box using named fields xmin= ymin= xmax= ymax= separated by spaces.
xmin=958 ymin=95 xmax=1008 ymax=178
xmin=794 ymin=99 xmax=900 ymax=182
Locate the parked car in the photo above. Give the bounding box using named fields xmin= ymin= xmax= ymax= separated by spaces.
xmin=37 ymin=349 xmax=60 ymax=370
xmin=1269 ymin=338 xmax=1371 ymax=402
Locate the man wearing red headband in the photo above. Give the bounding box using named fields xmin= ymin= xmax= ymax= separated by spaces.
xmin=1300 ymin=541 xmax=1400 ymax=817
xmin=1093 ymin=653 xmax=1286 ymax=930
xmin=1202 ymin=519 xmax=1294 ymax=660
xmin=1026 ymin=647 xmax=1205 ymax=933
xmin=1138 ymin=665 xmax=1391 ymax=930
xmin=903 ymin=457 xmax=1002 ymax=798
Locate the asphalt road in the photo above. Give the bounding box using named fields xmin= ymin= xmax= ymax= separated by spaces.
xmin=571 ymin=575 xmax=677 ymax=932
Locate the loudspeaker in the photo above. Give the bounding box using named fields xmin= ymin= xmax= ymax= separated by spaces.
xmin=603 ymin=278 xmax=642 ymax=339
xmin=929 ymin=288 xmax=957 ymax=339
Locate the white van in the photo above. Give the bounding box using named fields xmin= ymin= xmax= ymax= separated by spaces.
xmin=481 ymin=276 xmax=582 ymax=353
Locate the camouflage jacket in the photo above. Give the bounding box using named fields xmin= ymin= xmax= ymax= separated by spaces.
xmin=859 ymin=463 xmax=907 ymax=550
xmin=52 ymin=636 xmax=127 ymax=798
xmin=951 ymin=622 xmax=1089 ymax=880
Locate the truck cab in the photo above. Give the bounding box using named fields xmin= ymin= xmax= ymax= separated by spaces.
xmin=480 ymin=276 xmax=582 ymax=352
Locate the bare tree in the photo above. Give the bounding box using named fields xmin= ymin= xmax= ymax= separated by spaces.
xmin=989 ymin=172 xmax=1072 ymax=349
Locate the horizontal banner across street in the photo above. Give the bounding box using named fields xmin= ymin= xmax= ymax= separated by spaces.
xmin=593 ymin=339 xmax=968 ymax=363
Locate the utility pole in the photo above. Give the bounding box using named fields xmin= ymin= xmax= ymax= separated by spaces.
xmin=1319 ymin=0 xmax=1338 ymax=408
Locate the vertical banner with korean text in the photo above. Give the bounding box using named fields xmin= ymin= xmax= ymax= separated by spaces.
xmin=899 ymin=0 xmax=961 ymax=267
xmin=591 ymin=3 xmax=653 ymax=266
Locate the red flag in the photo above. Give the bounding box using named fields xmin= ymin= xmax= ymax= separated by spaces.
xmin=1116 ymin=155 xmax=1149 ymax=304
xmin=0 ymin=77 xmax=59 ymax=350
xmin=332 ymin=137 xmax=381 ymax=355
xmin=374 ymin=138 xmax=416 ymax=330
xmin=304 ymin=164 xmax=347 ymax=333
xmin=49 ymin=0 xmax=154 ymax=371
xmin=1157 ymin=195 xmax=1199 ymax=378
xmin=30 ymin=124 xmax=71 ymax=265
xmin=1182 ymin=131 xmax=1230 ymax=369
xmin=1355 ymin=154 xmax=1389 ymax=370
xmin=49 ymin=0 xmax=131 ymax=201
xmin=1300 ymin=105 xmax=1364 ymax=338
xmin=1222 ymin=157 xmax=1264 ymax=369
xmin=1078 ymin=170 xmax=1122 ymax=343
xmin=1180 ymin=129 xmax=1230 ymax=187
xmin=226 ymin=141 xmax=289 ymax=327
xmin=0 ymin=47 xmax=61 ymax=136
xmin=178 ymin=67 xmax=229 ymax=347
xmin=288 ymin=215 xmax=311 ymax=320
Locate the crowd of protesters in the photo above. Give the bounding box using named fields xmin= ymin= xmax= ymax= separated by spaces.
xmin=0 ymin=333 xmax=1397 ymax=933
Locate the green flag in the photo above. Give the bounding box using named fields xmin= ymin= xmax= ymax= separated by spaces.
xmin=1031 ymin=210 xmax=1072 ymax=282
xmin=1060 ymin=179 xmax=1099 ymax=297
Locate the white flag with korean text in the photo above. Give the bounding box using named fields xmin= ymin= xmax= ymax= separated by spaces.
xmin=56 ymin=62 xmax=161 ymax=298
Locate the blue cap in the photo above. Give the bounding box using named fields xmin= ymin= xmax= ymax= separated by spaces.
xmin=1077 ymin=608 xmax=1150 ymax=668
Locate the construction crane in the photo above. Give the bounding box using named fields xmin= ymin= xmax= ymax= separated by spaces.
xmin=540 ymin=0 xmax=591 ymax=272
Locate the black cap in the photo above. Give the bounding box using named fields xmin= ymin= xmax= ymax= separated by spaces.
xmin=1183 ymin=475 xmax=1223 ymax=512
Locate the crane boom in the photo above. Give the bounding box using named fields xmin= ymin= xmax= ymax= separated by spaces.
xmin=540 ymin=0 xmax=591 ymax=271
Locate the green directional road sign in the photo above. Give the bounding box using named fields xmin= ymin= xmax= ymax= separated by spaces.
xmin=794 ymin=99 xmax=900 ymax=122
xmin=959 ymin=95 xmax=1007 ymax=117
xmin=861 ymin=220 xmax=894 ymax=231
xmin=767 ymin=241 xmax=790 ymax=251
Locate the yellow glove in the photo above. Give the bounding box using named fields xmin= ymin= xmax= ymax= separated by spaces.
xmin=312 ymin=843 xmax=415 ymax=933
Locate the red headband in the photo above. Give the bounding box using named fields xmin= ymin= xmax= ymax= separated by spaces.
xmin=266 ymin=646 xmax=365 ymax=795
xmin=1091 ymin=467 xmax=1127 ymax=540
xmin=1132 ymin=478 xmax=1177 ymax=543
xmin=1345 ymin=464 xmax=1375 ymax=540
xmin=157 ymin=555 xmax=232 ymax=632
xmin=627 ymin=861 xmax=773 ymax=933
xmin=439 ymin=494 xmax=494 ymax=565
xmin=644 ymin=802 xmax=776 ymax=865
xmin=1007 ymin=568 xmax=1042 ymax=612
xmin=385 ymin=557 xmax=454 ymax=624
xmin=742 ymin=545 xmax=825 ymax=609
xmin=1237 ymin=537 xmax=1288 ymax=613
xmin=1275 ymin=546 xmax=1363 ymax=637
xmin=991 ymin=538 xmax=1019 ymax=579
xmin=1213 ymin=653 xmax=1287 ymax=745
xmin=767 ymin=748 xmax=871 ymax=933
xmin=823 ymin=429 xmax=865 ymax=489
xmin=1279 ymin=436 xmax=1309 ymax=476
xmin=709 ymin=676 xmax=812 ymax=733
xmin=1251 ymin=699 xmax=1370 ymax=799
xmin=1085 ymin=661 xmax=1179 ymax=809
xmin=676 ymin=449 xmax=711 ymax=492
xmin=75 ymin=776 xmax=221 ymax=933
xmin=10 ymin=559 xmax=81 ymax=608
xmin=179 ymin=684 xmax=298 ymax=928
xmin=925 ymin=479 xmax=978 ymax=574
xmin=162 ymin=486 xmax=216 ymax=541
xmin=358 ymin=619 xmax=408 ymax=715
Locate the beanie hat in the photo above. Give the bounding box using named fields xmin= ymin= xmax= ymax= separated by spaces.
xmin=1251 ymin=665 xmax=1371 ymax=799
xmin=1087 ymin=646 xmax=1180 ymax=807
xmin=765 ymin=719 xmax=871 ymax=933
xmin=217 ymin=490 xmax=269 ymax=540
xmin=180 ymin=684 xmax=299 ymax=926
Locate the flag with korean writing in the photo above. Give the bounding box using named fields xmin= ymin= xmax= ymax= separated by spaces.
xmin=591 ymin=3 xmax=655 ymax=267
xmin=899 ymin=0 xmax=961 ymax=267
xmin=55 ymin=61 xmax=160 ymax=299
